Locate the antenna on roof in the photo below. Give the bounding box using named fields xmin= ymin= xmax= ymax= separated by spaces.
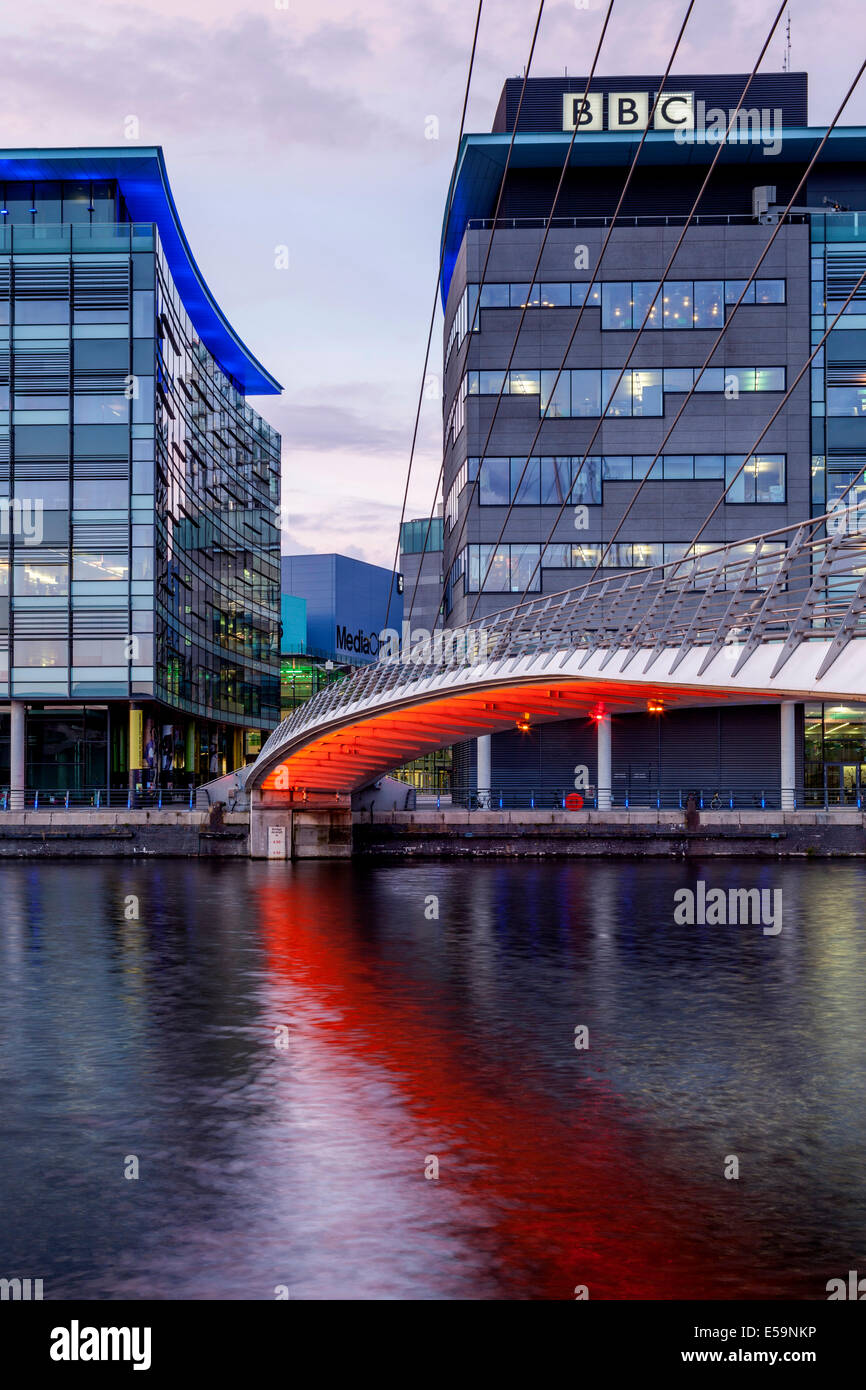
xmin=782 ymin=10 xmax=791 ymax=71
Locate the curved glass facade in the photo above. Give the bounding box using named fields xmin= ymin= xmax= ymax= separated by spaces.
xmin=152 ymin=240 xmax=281 ymax=729
xmin=0 ymin=168 xmax=281 ymax=795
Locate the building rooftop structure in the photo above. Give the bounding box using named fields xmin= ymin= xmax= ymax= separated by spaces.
xmin=0 ymin=147 xmax=281 ymax=395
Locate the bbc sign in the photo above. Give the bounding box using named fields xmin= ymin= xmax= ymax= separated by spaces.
xmin=563 ymin=90 xmax=695 ymax=132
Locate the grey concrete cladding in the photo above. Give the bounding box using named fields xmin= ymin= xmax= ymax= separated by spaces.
xmin=442 ymin=223 xmax=810 ymax=625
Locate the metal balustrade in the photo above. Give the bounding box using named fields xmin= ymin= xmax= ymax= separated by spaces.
xmin=256 ymin=512 xmax=866 ymax=772
xmin=393 ymin=782 xmax=866 ymax=812
xmin=0 ymin=787 xmax=197 ymax=811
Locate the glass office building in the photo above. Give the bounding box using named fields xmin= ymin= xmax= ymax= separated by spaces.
xmin=399 ymin=513 xmax=443 ymax=635
xmin=0 ymin=150 xmax=281 ymax=799
xmin=439 ymin=72 xmax=866 ymax=802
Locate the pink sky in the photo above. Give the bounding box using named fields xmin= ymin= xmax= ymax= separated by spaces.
xmin=2 ymin=0 xmax=864 ymax=566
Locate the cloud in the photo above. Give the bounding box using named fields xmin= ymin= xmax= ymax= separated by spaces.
xmin=280 ymin=493 xmax=407 ymax=568
xmin=0 ymin=10 xmax=398 ymax=152
xmin=278 ymin=401 xmax=410 ymax=456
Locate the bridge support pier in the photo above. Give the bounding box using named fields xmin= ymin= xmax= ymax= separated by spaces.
xmin=477 ymin=734 xmax=491 ymax=805
xmin=781 ymin=700 xmax=797 ymax=811
xmin=597 ymin=711 xmax=611 ymax=811
xmin=10 ymin=700 xmax=26 ymax=811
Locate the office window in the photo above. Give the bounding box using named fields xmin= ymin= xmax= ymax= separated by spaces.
xmin=602 ymin=372 xmax=632 ymax=416
xmin=542 ymin=542 xmax=571 ymax=568
xmin=753 ymin=366 xmax=786 ymax=391
xmin=754 ymin=454 xmax=785 ymax=502
xmin=540 ymin=283 xmax=570 ymax=307
xmin=602 ymin=282 xmax=632 ymax=330
xmin=479 ymin=284 xmax=509 ymax=309
xmin=725 ymin=279 xmax=756 ymax=304
xmin=15 ymin=480 xmax=69 ymax=509
xmin=572 ymin=283 xmax=600 ymax=307
xmin=14 ymin=561 xmax=68 ymax=595
xmin=540 ymin=457 xmax=571 ymax=504
xmin=572 ymin=457 xmax=602 ymax=504
xmin=72 ymin=638 xmax=128 ymax=666
xmin=479 ymin=458 xmax=509 ymax=505
xmin=663 ymin=281 xmax=692 ymax=329
xmin=510 ymin=543 xmax=539 ymax=592
xmin=73 ymin=395 xmax=128 ymax=424
xmin=467 ymin=543 xmax=540 ymax=592
xmin=509 ymin=369 xmax=540 ymax=396
xmin=72 ymin=552 xmax=129 ymax=581
xmin=14 ymin=639 xmax=67 ymax=667
xmin=694 ymin=367 xmax=726 ymax=393
xmin=74 ymin=480 xmax=127 ymax=509
xmin=756 ymin=279 xmax=785 ymax=303
xmin=540 ymin=369 xmax=569 ymax=418
xmin=603 ymin=457 xmax=632 ymax=481
xmin=663 ymin=455 xmax=693 ymax=479
xmin=630 ymin=542 xmax=664 ymax=568
xmin=663 ymin=368 xmax=693 ymax=392
xmin=632 ymin=369 xmax=663 ymax=416
xmin=725 ymin=453 xmax=786 ymax=503
xmin=14 ymin=300 xmax=69 ymax=325
xmin=603 ymin=369 xmax=634 ymax=417
xmin=693 ymin=280 xmax=724 ymax=327
xmin=827 ymin=386 xmax=866 ymax=416
xmin=570 ymin=370 xmax=601 ymax=417
xmin=477 ymin=370 xmax=505 ymax=395
xmin=634 ymin=455 xmax=663 ymax=480
xmin=572 ymin=543 xmax=602 ymax=567
xmin=695 ymin=454 xmax=725 ymax=479
xmin=633 ymin=281 xmax=662 ymax=329
xmin=511 ymin=457 xmax=540 ymax=504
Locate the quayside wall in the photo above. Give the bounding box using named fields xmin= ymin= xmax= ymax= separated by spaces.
xmin=0 ymin=807 xmax=864 ymax=858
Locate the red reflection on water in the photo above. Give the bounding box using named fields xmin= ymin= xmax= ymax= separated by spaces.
xmin=255 ymin=873 xmax=752 ymax=1299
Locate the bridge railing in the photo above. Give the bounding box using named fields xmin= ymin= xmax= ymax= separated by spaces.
xmin=257 ymin=511 xmax=866 ymax=769
xmin=395 ymin=783 xmax=866 ymax=812
xmin=0 ymin=787 xmax=197 ymax=811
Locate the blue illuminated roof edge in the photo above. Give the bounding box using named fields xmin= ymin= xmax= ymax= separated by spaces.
xmin=0 ymin=146 xmax=281 ymax=396
xmin=439 ymin=125 xmax=866 ymax=310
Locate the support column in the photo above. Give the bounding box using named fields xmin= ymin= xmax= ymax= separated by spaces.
xmin=476 ymin=734 xmax=491 ymax=807
xmin=597 ymin=712 xmax=611 ymax=811
xmin=128 ymin=703 xmax=141 ymax=794
xmin=10 ymin=699 xmax=26 ymax=810
xmin=780 ymin=700 xmax=796 ymax=811
xmin=186 ymin=720 xmax=196 ymax=786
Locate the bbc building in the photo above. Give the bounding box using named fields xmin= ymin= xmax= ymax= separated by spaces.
xmin=439 ymin=72 xmax=866 ymax=806
xmin=0 ymin=148 xmax=281 ymax=802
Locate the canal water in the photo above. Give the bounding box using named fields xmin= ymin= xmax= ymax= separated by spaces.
xmin=1 ymin=858 xmax=864 ymax=1300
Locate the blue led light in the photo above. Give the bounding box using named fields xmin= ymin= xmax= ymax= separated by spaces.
xmin=0 ymin=147 xmax=281 ymax=395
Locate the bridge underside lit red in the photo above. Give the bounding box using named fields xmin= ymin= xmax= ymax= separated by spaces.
xmin=259 ymin=677 xmax=777 ymax=794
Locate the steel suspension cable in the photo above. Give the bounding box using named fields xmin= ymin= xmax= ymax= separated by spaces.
xmin=431 ymin=0 xmax=621 ymax=620
xmin=462 ymin=0 xmax=694 ymax=620
xmin=479 ymin=0 xmax=789 ymax=616
xmin=383 ymin=0 xmax=485 ymax=630
xmin=401 ymin=0 xmax=548 ymax=627
xmin=585 ymin=53 xmax=866 ymax=584
xmin=687 ymin=266 xmax=866 ymax=555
